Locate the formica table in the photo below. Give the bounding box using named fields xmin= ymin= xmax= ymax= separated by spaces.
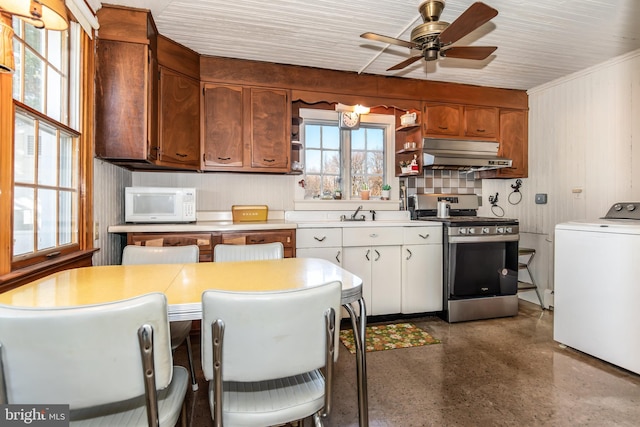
xmin=0 ymin=257 xmax=369 ymax=427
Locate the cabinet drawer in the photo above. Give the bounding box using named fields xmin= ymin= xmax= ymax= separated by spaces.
xmin=342 ymin=227 xmax=403 ymax=247
xmin=128 ymin=233 xmax=213 ymax=262
xmin=296 ymin=228 xmax=342 ymax=248
xmin=218 ymin=229 xmax=295 ymax=258
xmin=403 ymin=226 xmax=442 ymax=245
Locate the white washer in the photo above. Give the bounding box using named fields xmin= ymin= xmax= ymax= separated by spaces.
xmin=555 ymin=203 xmax=640 ymax=374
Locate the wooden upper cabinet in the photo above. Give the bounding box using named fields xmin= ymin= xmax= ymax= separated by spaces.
xmin=157 ymin=67 xmax=200 ymax=169
xmin=202 ymin=84 xmax=290 ymax=172
xmin=202 ymin=83 xmax=245 ymax=168
xmin=424 ymin=104 xmax=461 ymax=137
xmin=250 ymin=87 xmax=290 ymax=170
xmin=464 ymin=106 xmax=498 ymax=139
xmin=480 ymin=109 xmax=528 ymax=179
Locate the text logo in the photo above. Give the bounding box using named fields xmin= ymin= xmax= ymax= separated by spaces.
xmin=1 ymin=405 xmax=69 ymax=426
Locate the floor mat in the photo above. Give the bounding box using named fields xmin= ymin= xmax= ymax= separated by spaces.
xmin=339 ymin=322 xmax=441 ymax=354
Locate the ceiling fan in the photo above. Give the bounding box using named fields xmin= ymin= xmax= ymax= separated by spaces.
xmin=361 ymin=1 xmax=498 ymax=71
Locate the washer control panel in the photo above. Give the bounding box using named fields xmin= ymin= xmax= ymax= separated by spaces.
xmin=604 ymin=203 xmax=640 ymax=220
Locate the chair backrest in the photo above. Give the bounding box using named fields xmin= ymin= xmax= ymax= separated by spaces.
xmin=0 ymin=293 xmax=172 ymax=409
xmin=122 ymin=245 xmax=199 ymax=265
xmin=213 ymin=242 xmax=283 ymax=262
xmin=201 ymin=281 xmax=342 ymax=382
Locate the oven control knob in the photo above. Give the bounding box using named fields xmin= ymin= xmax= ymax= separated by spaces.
xmin=468 ymin=228 xmax=476 ymax=234
xmin=614 ymin=204 xmax=623 ymax=211
xmin=506 ymin=227 xmax=513 ymax=233
xmin=626 ymin=204 xmax=636 ymax=212
xmin=497 ymin=227 xmax=505 ymax=234
xmin=459 ymin=228 xmax=467 ymax=234
xmin=482 ymin=227 xmax=490 ymax=234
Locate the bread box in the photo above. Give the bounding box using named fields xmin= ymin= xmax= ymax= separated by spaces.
xmin=231 ymin=205 xmax=269 ymax=222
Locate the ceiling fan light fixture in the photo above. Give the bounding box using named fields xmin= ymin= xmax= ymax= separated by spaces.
xmin=0 ymin=0 xmax=68 ymax=30
xmin=335 ymin=103 xmax=370 ymax=115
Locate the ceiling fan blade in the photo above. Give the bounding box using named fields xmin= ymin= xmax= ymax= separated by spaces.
xmin=361 ymin=32 xmax=420 ymax=50
xmin=440 ymin=46 xmax=497 ymax=60
xmin=387 ymin=56 xmax=423 ymax=71
xmin=438 ymin=2 xmax=498 ymax=46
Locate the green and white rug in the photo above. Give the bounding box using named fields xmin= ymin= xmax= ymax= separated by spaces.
xmin=339 ymin=322 xmax=441 ymax=354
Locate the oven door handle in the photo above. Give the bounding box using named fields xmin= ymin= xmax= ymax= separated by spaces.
xmin=449 ymin=234 xmax=519 ymax=243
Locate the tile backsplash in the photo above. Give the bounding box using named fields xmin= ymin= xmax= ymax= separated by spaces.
xmin=403 ymin=170 xmax=482 ymax=195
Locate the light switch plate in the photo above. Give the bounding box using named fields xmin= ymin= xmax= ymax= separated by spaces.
xmin=535 ymin=193 xmax=547 ymax=204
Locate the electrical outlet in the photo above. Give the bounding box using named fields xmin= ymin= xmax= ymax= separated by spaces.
xmin=572 ymin=187 xmax=583 ymax=199
xmin=535 ymin=193 xmax=547 ymax=204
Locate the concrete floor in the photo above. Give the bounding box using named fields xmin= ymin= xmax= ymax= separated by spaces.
xmin=176 ymin=301 xmax=640 ymax=426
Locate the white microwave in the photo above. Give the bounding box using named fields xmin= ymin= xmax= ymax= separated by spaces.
xmin=125 ymin=187 xmax=196 ymax=223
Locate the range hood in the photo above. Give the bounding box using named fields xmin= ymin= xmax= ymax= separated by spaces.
xmin=422 ymin=139 xmax=512 ymax=171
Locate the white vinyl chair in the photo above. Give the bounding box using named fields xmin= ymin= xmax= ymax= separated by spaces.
xmin=201 ymin=281 xmax=342 ymax=427
xmin=122 ymin=244 xmax=200 ymax=391
xmin=0 ymin=293 xmax=188 ymax=426
xmin=213 ymin=242 xmax=284 ymax=262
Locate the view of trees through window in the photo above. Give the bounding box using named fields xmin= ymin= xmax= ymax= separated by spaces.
xmin=303 ymin=122 xmax=385 ymax=199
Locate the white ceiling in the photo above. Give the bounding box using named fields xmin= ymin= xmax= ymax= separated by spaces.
xmin=88 ymin=0 xmax=640 ymax=91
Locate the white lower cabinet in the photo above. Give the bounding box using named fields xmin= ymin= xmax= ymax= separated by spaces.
xmin=402 ymin=227 xmax=443 ymax=313
xmin=342 ymin=227 xmax=403 ymax=316
xmin=296 ymin=228 xmax=342 ymax=266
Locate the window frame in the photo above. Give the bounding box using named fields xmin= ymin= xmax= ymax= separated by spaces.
xmin=298 ymin=108 xmax=396 ymax=202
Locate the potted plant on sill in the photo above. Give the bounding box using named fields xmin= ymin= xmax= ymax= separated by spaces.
xmin=381 ymin=184 xmax=391 ymax=200
xmin=360 ymin=183 xmax=370 ymax=200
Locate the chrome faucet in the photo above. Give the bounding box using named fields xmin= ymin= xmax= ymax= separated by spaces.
xmin=351 ymin=205 xmax=363 ymax=220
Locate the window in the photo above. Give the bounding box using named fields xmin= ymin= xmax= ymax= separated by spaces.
xmin=11 ymin=18 xmax=81 ymax=265
xmin=300 ymin=109 xmax=395 ymax=200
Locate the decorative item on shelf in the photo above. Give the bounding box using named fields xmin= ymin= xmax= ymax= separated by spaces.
xmin=399 ymin=160 xmax=410 ymax=174
xmin=334 ymin=189 xmax=342 ymax=200
xmin=360 ymin=183 xmax=370 ymax=200
xmin=403 ymin=141 xmax=417 ymax=150
xmin=400 ymin=111 xmax=417 ymax=126
xmin=410 ymin=154 xmax=419 ymax=172
xmin=291 ymin=160 xmax=303 ymax=172
xmin=381 ymin=184 xmax=391 ymax=200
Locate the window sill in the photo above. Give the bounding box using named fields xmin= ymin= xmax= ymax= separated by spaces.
xmin=0 ymin=249 xmax=98 ymax=294
xmin=294 ymin=199 xmax=400 ymax=211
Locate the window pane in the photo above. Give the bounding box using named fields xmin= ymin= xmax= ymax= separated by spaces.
xmin=13 ymin=186 xmax=35 ymax=256
xmin=351 ymin=151 xmax=366 ymax=175
xmin=306 ymin=150 xmax=321 ymax=173
xmin=367 ymin=128 xmax=384 ymax=150
xmin=59 ymin=134 xmax=73 ymax=187
xmin=14 ymin=115 xmax=36 ymax=184
xmin=351 ymin=128 xmax=365 ymax=150
xmin=322 ymin=126 xmax=340 ymax=149
xmin=24 ymin=49 xmax=44 ymax=111
xmin=47 ymin=66 xmax=62 ymax=122
xmin=47 ymin=30 xmax=62 ymax=69
xmin=37 ymin=189 xmax=57 ymax=250
xmin=367 ymin=151 xmax=384 ymax=174
xmin=323 ymin=151 xmax=340 ymax=174
xmin=38 ymin=124 xmax=58 ymax=186
xmin=12 ymin=40 xmax=22 ymax=100
xmin=304 ymin=175 xmax=321 ymax=198
xmin=59 ymin=191 xmax=74 ymax=245
xmin=305 ymin=125 xmax=321 ymax=148
xmin=24 ymin=24 xmax=45 ymax=56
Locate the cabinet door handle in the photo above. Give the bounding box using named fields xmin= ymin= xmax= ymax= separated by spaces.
xmin=249 ymin=239 xmax=265 ymax=243
xmin=314 ymin=236 xmax=326 ymax=242
xmin=218 ymin=157 xmax=231 ymax=161
xmin=176 ymin=152 xmax=187 ymax=158
xmin=406 ymin=248 xmax=412 ymax=260
xmin=476 ymin=128 xmax=486 ymax=133
xmin=369 ymin=233 xmax=378 ymax=238
xmin=263 ymin=158 xmax=275 ymax=163
xmin=365 ymin=249 xmax=370 ymax=261
xmin=374 ymin=249 xmax=380 ymax=261
xmin=419 ymin=233 xmax=430 ymax=239
xmin=336 ymin=250 xmax=341 ymax=264
xmin=438 ymin=126 xmax=448 ymax=130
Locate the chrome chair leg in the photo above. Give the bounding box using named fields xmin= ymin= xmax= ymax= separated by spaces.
xmin=185 ymin=336 xmax=198 ymax=391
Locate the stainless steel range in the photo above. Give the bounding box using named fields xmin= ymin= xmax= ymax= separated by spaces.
xmin=409 ymin=193 xmax=520 ymax=323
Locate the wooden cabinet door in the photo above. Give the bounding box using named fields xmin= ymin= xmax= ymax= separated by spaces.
xmin=497 ymin=109 xmax=528 ymax=178
xmin=127 ymin=233 xmax=214 ymax=262
xmin=250 ymin=87 xmax=290 ymax=170
xmin=202 ymin=84 xmax=244 ymax=168
xmin=464 ymin=106 xmax=498 ymax=139
xmin=424 ymin=104 xmax=461 ymax=137
xmin=95 ymin=40 xmax=150 ymax=160
xmin=158 ymin=67 xmax=200 ymax=168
